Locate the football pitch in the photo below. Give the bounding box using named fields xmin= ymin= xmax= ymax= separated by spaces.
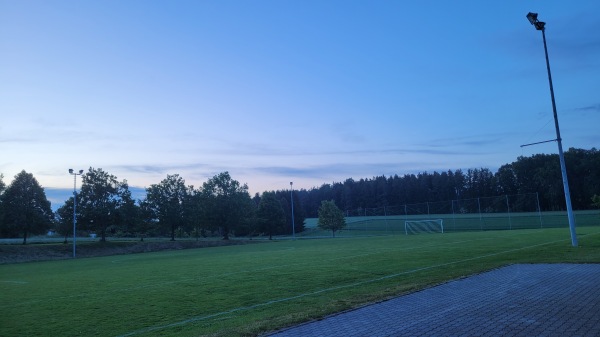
xmin=2 ymin=227 xmax=600 ymax=337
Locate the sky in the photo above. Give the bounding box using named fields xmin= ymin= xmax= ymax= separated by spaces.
xmin=1 ymin=0 xmax=599 ymax=208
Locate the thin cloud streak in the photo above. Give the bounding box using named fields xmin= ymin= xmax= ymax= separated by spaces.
xmin=574 ymin=103 xmax=600 ymax=113
xmin=419 ymin=133 xmax=519 ymax=150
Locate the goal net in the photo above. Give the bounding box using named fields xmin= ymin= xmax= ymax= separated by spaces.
xmin=405 ymin=219 xmax=444 ymax=235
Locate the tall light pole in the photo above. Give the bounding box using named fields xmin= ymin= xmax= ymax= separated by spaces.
xmin=69 ymin=169 xmax=84 ymax=257
xmin=526 ymin=12 xmax=577 ymax=247
xmin=290 ymin=182 xmax=295 ymax=240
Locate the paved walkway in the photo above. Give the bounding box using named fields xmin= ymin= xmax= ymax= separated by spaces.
xmin=267 ymin=264 xmax=600 ymax=336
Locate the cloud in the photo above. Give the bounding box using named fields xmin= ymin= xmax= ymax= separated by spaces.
xmin=113 ymin=165 xmax=176 ymax=175
xmin=251 ymin=161 xmax=453 ymax=181
xmin=175 ymin=139 xmax=477 ymax=158
xmin=112 ymin=163 xmax=214 ymax=174
xmin=420 ymin=133 xmax=516 ymax=150
xmin=574 ymin=134 xmax=600 ymax=145
xmin=324 ymin=148 xmax=476 ymax=158
xmin=574 ymin=103 xmax=600 ymax=113
xmin=564 ymin=103 xmax=600 ymax=119
xmin=0 ymin=136 xmax=39 ymax=143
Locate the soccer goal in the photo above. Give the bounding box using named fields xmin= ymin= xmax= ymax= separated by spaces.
xmin=404 ymin=219 xmax=444 ymax=235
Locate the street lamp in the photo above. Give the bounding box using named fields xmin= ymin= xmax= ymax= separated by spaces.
xmin=290 ymin=182 xmax=295 ymax=240
xmin=69 ymin=169 xmax=84 ymax=257
xmin=526 ymin=12 xmax=577 ymax=247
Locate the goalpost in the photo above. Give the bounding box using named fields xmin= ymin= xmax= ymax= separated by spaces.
xmin=404 ymin=219 xmax=444 ymax=235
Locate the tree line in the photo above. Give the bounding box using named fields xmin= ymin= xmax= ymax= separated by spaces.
xmin=293 ymin=147 xmax=600 ymax=218
xmin=0 ymin=147 xmax=598 ymax=243
xmin=0 ymin=170 xmax=305 ymax=244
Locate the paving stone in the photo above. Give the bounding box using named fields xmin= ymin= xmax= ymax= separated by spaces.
xmin=266 ymin=264 xmax=600 ymax=337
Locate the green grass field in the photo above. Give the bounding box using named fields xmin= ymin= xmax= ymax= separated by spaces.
xmin=303 ymin=210 xmax=600 ymax=237
xmin=2 ymin=227 xmax=600 ymax=337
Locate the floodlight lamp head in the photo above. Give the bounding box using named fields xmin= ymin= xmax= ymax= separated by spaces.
xmin=69 ymin=169 xmax=74 ymax=174
xmin=534 ymin=21 xmax=545 ymax=31
xmin=526 ymin=12 xmax=545 ymax=31
xmin=79 ymin=170 xmax=84 ymax=174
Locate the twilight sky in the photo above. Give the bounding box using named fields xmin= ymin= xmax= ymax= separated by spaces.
xmin=1 ymin=1 xmax=599 ymax=206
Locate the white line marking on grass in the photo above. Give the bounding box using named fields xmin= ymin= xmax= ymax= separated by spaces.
xmin=0 ymin=230 xmax=573 ymax=311
xmin=0 ymin=247 xmax=397 ymax=309
xmin=0 ymin=280 xmax=28 ymax=285
xmin=0 ymin=236 xmax=519 ymax=310
xmin=112 ymin=237 xmax=493 ymax=291
xmin=116 ymin=236 xmax=574 ymax=337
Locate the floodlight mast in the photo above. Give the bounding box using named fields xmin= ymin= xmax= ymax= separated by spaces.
xmin=526 ymin=12 xmax=577 ymax=247
xmin=69 ymin=169 xmax=84 ymax=257
xmin=290 ymin=182 xmax=296 ymax=240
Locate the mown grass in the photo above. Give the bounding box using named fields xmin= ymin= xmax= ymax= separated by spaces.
xmin=303 ymin=209 xmax=600 ymax=236
xmin=1 ymin=227 xmax=600 ymax=337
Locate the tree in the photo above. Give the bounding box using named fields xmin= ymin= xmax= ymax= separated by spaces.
xmin=183 ymin=189 xmax=204 ymax=240
xmin=0 ymin=173 xmax=5 ymax=231
xmin=495 ymin=164 xmax=518 ymax=195
xmin=257 ymin=192 xmax=286 ymax=240
xmin=592 ymin=195 xmax=600 ymax=209
xmin=291 ymin=191 xmax=306 ymax=234
xmin=1 ymin=170 xmax=53 ymax=244
xmin=202 ymin=172 xmax=254 ymax=240
xmin=136 ymin=200 xmax=157 ymax=241
xmin=317 ymin=200 xmax=346 ymax=237
xmin=564 ymin=148 xmax=600 ymax=209
xmin=275 ymin=190 xmax=306 ymax=235
xmin=115 ymin=180 xmax=140 ymax=237
xmin=267 ymin=147 xmax=600 ymax=217
xmin=464 ymin=168 xmax=497 ymax=199
xmin=144 ymin=174 xmax=190 ymax=241
xmin=0 ymin=173 xmax=5 ymax=193
xmin=56 ymin=197 xmax=74 ymax=243
xmin=78 ymin=167 xmax=128 ymax=241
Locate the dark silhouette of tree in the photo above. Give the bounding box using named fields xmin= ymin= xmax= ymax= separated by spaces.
xmin=115 ymin=180 xmax=139 ymax=237
xmin=257 ymin=192 xmax=285 ymax=240
xmin=78 ymin=167 xmax=130 ymax=242
xmin=1 ymin=170 xmax=53 ymax=244
xmin=290 ymin=148 xmax=599 ymax=217
xmin=273 ymin=189 xmax=306 ymax=235
xmin=0 ymin=173 xmax=5 ymax=233
xmin=136 ymin=200 xmax=157 ymax=241
xmin=144 ymin=174 xmax=190 ymax=241
xmin=592 ymin=195 xmax=600 ymax=209
xmin=40 ymin=146 xmax=600 ymax=241
xmin=56 ymin=197 xmax=74 ymax=243
xmin=201 ymin=172 xmax=254 ymax=240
